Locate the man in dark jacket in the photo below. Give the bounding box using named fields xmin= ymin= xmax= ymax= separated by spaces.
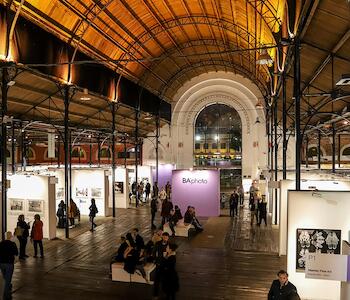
xmin=229 ymin=191 xmax=239 ymax=217
xmin=161 ymin=199 xmax=173 ymax=225
xmin=168 ymin=209 xmax=179 ymax=236
xmin=268 ymin=270 xmax=297 ymax=300
xmin=151 ymin=197 xmax=158 ymax=229
xmin=0 ymin=232 xmax=18 ymax=300
xmin=153 ymin=232 xmax=170 ymax=298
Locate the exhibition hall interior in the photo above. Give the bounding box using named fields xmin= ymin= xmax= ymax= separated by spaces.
xmin=0 ymin=0 xmax=350 ymax=299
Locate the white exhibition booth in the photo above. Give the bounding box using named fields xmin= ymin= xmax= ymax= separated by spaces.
xmin=279 ymin=179 xmax=350 ymax=256
xmin=287 ymin=190 xmax=350 ymax=300
xmin=108 ymin=167 xmax=129 ymax=210
xmin=7 ymin=174 xmax=56 ymax=239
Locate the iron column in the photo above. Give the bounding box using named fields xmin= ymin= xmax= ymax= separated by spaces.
xmin=64 ymin=86 xmax=70 ymax=238
xmin=156 ymin=114 xmax=160 ymax=185
xmin=111 ymin=102 xmax=116 ymax=217
xmin=1 ymin=67 xmax=8 ymax=240
xmin=282 ymin=72 xmax=287 ymax=180
xmin=332 ymin=124 xmax=336 ymax=173
xmin=294 ymin=38 xmax=301 ymax=190
xmin=318 ymin=130 xmax=321 ymax=169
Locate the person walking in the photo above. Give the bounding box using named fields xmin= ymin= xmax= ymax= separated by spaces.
xmin=31 ymin=214 xmax=44 ymax=258
xmin=238 ymin=185 xmax=244 ymax=206
xmin=258 ymin=196 xmax=267 ymax=226
xmin=162 ymin=243 xmax=179 ymax=300
xmin=151 ymin=196 xmax=158 ymax=229
xmin=145 ymin=181 xmax=151 ymax=202
xmin=161 ymin=198 xmax=173 ymax=225
xmin=56 ymin=200 xmax=66 ymax=228
xmin=165 ymin=181 xmax=171 ymax=199
xmin=153 ymin=182 xmax=159 ymax=198
xmin=89 ymin=198 xmax=98 ymax=231
xmin=268 ymin=270 xmax=297 ymax=300
xmin=0 ymin=232 xmax=18 ymax=300
xmin=15 ymin=214 xmax=30 ymax=259
xmin=69 ymin=198 xmax=78 ymax=227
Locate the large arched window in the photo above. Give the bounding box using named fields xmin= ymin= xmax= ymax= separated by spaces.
xmin=342 ymin=147 xmax=350 ymax=156
xmin=194 ymin=103 xmax=242 ymax=167
xmin=71 ymin=147 xmax=86 ymax=158
xmin=99 ymin=147 xmax=111 ymax=159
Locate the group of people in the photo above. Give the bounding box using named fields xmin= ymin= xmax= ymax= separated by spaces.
xmin=130 ymin=180 xmax=152 ymax=207
xmin=249 ymin=188 xmax=268 ymax=226
xmin=57 ymin=198 xmax=98 ymax=232
xmin=0 ymin=214 xmax=44 ymax=299
xmin=111 ymin=229 xmax=179 ymax=299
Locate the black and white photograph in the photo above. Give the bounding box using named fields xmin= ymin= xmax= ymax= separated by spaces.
xmin=115 ymin=182 xmax=124 ymax=194
xmin=9 ymin=199 xmax=24 ymax=212
xmin=76 ymin=187 xmax=88 ymax=197
xmin=28 ymin=200 xmax=44 ymax=213
xmin=56 ymin=188 xmax=64 ymax=199
xmin=91 ymin=187 xmax=102 ymax=198
xmin=296 ymin=228 xmax=341 ymax=271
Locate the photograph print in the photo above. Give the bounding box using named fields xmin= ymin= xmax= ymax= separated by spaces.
xmin=296 ymin=228 xmax=341 ymax=271
xmin=115 ymin=182 xmax=124 ymax=194
xmin=56 ymin=188 xmax=64 ymax=199
xmin=28 ymin=200 xmax=44 ymax=213
xmin=9 ymin=199 xmax=24 ymax=212
xmin=91 ymin=187 xmax=102 ymax=198
xmin=76 ymin=187 xmax=88 ymax=197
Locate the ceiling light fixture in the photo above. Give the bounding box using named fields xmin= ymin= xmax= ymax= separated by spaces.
xmin=256 ymin=48 xmax=273 ymax=65
xmin=80 ymin=88 xmax=91 ymax=101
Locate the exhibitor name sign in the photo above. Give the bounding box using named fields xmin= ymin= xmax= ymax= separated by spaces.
xmin=305 ymin=253 xmax=350 ymax=282
xmin=182 ymin=178 xmax=208 ymax=184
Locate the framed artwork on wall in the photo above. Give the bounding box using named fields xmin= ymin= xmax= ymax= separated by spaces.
xmin=56 ymin=188 xmax=64 ymax=199
xmin=9 ymin=199 xmax=24 ymax=214
xmin=115 ymin=182 xmax=124 ymax=194
xmin=27 ymin=200 xmax=44 ymax=214
xmin=296 ymin=228 xmax=341 ymax=271
xmin=76 ymin=187 xmax=88 ymax=197
xmin=91 ymin=188 xmax=102 ymax=198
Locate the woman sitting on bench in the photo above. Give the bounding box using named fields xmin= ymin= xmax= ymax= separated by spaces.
xmin=123 ymin=233 xmax=147 ymax=279
xmin=184 ymin=206 xmax=203 ymax=232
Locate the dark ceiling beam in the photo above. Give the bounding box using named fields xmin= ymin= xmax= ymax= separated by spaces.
xmin=301 ymin=28 xmax=350 ymax=93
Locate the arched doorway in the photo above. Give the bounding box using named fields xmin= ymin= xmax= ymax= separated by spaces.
xmin=194 ymin=103 xmax=242 ymax=190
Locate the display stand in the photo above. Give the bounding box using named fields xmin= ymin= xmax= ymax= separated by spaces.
xmin=71 ymin=169 xmax=106 ymax=216
xmin=108 ymin=167 xmax=129 ymax=211
xmin=279 ymin=179 xmax=350 ymax=256
xmin=287 ymin=190 xmax=350 ymax=300
xmin=7 ymin=174 xmax=56 ymax=239
xmin=171 ymin=169 xmax=220 ymax=217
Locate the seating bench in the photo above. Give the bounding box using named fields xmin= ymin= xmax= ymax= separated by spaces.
xmin=163 ymin=219 xmax=194 ymax=237
xmin=111 ymin=262 xmax=155 ymax=285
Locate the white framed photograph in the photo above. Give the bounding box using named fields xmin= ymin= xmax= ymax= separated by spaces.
xmin=56 ymin=187 xmax=64 ymax=199
xmin=91 ymin=187 xmax=102 ymax=198
xmin=76 ymin=187 xmax=88 ymax=197
xmin=27 ymin=200 xmax=44 ymax=214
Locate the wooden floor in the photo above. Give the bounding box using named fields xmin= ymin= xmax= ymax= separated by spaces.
xmin=9 ymin=200 xmax=286 ymax=300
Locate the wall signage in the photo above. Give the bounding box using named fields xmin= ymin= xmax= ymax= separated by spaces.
xmin=305 ymin=253 xmax=350 ymax=282
xmin=182 ymin=178 xmax=208 ymax=184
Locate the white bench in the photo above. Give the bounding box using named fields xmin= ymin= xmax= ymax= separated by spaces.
xmin=111 ymin=262 xmax=155 ymax=285
xmin=163 ymin=219 xmax=194 ymax=237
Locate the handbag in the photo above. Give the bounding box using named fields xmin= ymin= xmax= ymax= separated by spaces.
xmin=14 ymin=226 xmax=24 ymax=237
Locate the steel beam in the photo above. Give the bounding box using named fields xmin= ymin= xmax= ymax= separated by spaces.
xmin=274 ymin=98 xmax=278 ymax=225
xmin=156 ymin=114 xmax=160 ymax=185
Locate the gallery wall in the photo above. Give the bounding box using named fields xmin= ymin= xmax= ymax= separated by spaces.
xmin=171 ymin=169 xmax=220 ymax=217
xmin=7 ymin=174 xmax=55 ymax=239
xmin=279 ymin=179 xmax=350 ymax=255
xmin=287 ymin=190 xmax=350 ymax=300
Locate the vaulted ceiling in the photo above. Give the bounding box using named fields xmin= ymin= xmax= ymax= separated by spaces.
xmin=7 ymin=0 xmax=286 ymax=100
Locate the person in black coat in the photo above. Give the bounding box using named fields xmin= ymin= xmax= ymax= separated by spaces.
xmin=15 ymin=214 xmax=30 ymax=259
xmin=258 ymin=197 xmax=267 ymax=226
xmin=151 ymin=197 xmax=158 ymax=229
xmin=89 ymin=198 xmax=98 ymax=231
xmin=229 ymin=191 xmax=239 ymax=217
xmin=268 ymin=270 xmax=297 ymax=300
xmin=0 ymin=232 xmax=18 ymax=300
xmin=56 ymin=200 xmax=66 ymax=228
xmin=131 ymin=228 xmax=145 ymax=254
xmin=153 ymin=232 xmax=170 ymax=298
xmin=168 ymin=209 xmax=179 ymax=237
xmin=174 ymin=205 xmax=182 ymax=220
xmin=162 ymin=243 xmax=179 ymax=300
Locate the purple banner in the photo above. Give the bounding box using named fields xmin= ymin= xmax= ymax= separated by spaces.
xmin=152 ymin=164 xmax=174 ymax=190
xmin=171 ymin=169 xmax=220 ymax=217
